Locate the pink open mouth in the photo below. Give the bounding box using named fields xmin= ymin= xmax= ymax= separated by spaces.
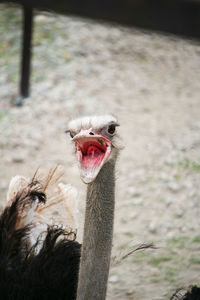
xmin=74 ymin=136 xmax=112 ymax=183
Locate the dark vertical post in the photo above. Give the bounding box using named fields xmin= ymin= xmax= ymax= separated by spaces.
xmin=19 ymin=5 xmax=33 ymax=103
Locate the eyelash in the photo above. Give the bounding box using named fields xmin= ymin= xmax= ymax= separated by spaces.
xmin=70 ymin=132 xmax=74 ymax=138
xmin=65 ymin=130 xmax=75 ymax=138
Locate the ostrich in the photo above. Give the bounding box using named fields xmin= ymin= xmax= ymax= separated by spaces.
xmin=67 ymin=115 xmax=200 ymax=300
xmin=0 ymin=115 xmax=121 ymax=300
xmin=1 ymin=114 xmax=199 ymax=300
xmin=67 ymin=114 xmax=121 ymax=300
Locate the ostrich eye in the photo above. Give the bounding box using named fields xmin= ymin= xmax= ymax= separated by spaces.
xmin=107 ymin=124 xmax=116 ymax=135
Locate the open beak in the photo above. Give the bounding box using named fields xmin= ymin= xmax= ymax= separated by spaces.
xmin=72 ymin=130 xmax=112 ymax=183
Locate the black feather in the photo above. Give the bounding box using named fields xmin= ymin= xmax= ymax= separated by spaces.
xmin=183 ymin=286 xmax=200 ymax=300
xmin=0 ymin=186 xmax=81 ymax=300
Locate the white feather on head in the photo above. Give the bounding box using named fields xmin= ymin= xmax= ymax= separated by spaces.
xmin=68 ymin=115 xmax=117 ymax=134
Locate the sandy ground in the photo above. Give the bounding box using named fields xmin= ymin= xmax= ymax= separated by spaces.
xmin=1 ymin=4 xmax=200 ymax=300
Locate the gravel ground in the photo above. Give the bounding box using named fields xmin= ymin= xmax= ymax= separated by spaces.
xmin=1 ymin=4 xmax=200 ymax=300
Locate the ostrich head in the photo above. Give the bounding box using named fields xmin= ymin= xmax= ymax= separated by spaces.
xmin=67 ymin=115 xmax=120 ymax=184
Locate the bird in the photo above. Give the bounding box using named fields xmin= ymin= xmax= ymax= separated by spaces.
xmin=1 ymin=114 xmax=199 ymax=300
xmin=0 ymin=114 xmax=121 ymax=300
xmin=67 ymin=114 xmax=121 ymax=300
xmin=67 ymin=116 xmax=200 ymax=300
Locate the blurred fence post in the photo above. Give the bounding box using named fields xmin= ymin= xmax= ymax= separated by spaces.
xmin=16 ymin=5 xmax=33 ymax=105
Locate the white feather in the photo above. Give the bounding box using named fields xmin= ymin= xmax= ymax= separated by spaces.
xmin=68 ymin=115 xmax=117 ymax=133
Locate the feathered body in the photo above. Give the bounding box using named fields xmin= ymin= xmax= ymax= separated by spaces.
xmin=0 ymin=176 xmax=81 ymax=300
xmin=183 ymin=287 xmax=200 ymax=300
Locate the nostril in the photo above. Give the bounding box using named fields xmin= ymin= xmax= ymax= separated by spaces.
xmin=89 ymin=132 xmax=94 ymax=135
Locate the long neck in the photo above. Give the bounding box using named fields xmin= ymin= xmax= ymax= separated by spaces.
xmin=76 ymin=162 xmax=115 ymax=300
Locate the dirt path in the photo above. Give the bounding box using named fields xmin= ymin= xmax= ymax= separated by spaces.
xmin=1 ymin=4 xmax=200 ymax=299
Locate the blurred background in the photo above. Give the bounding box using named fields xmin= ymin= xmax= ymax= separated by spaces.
xmin=1 ymin=3 xmax=200 ymax=299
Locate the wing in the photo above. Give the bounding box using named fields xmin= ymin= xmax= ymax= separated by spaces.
xmin=6 ymin=169 xmax=79 ymax=250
